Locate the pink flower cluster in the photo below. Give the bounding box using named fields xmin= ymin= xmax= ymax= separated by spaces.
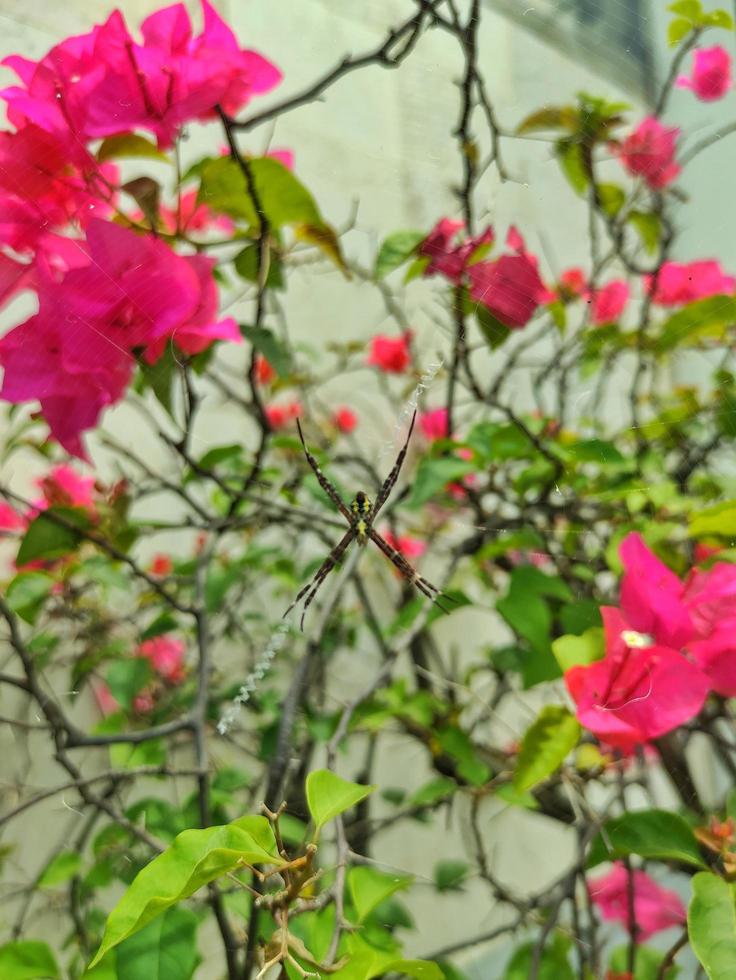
xmin=550 ymin=269 xmax=629 ymax=325
xmin=616 ymin=117 xmax=680 ymax=190
xmin=96 ymin=634 xmax=187 ymax=715
xmin=677 ymin=46 xmax=732 ymax=102
xmin=0 ymin=1 xmax=280 ymax=151
xmin=0 ymin=2 xmax=279 ymax=456
xmin=566 ymin=532 xmax=736 ymax=749
xmin=589 ymin=862 xmax=685 ymax=942
xmin=645 ymin=259 xmax=736 ymax=305
xmin=0 ymin=464 xmax=97 ymax=537
xmin=418 ymin=220 xmax=547 ymax=329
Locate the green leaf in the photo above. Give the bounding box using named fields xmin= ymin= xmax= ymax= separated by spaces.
xmin=198 ymin=156 xmax=323 ymax=229
xmin=551 ymin=627 xmax=605 ymax=672
xmin=371 ymin=960 xmax=443 ymax=979
xmin=503 ymin=935 xmax=574 ymax=979
xmin=657 ymin=295 xmax=736 ymax=351
xmin=240 ymin=325 xmax=292 ymax=377
xmin=38 ymin=851 xmax=82 ymax=888
xmin=628 ymin=211 xmax=662 ymax=254
xmin=690 ymin=872 xmax=736 ymax=979
xmin=690 ymin=500 xmax=736 ymax=538
xmin=89 ymin=816 xmax=282 ymax=966
xmin=115 ymin=907 xmax=199 ymax=980
xmin=555 ymin=139 xmax=588 ymax=195
xmin=374 ymin=231 xmax=424 ymax=280
xmin=17 ymin=507 xmax=91 ymax=566
xmin=609 ymin=943 xmax=679 ymax=980
xmin=588 ymin=809 xmax=706 ymax=868
xmin=435 ymin=725 xmax=490 ymax=786
xmin=97 ymin=134 xmax=169 ymax=163
xmin=305 ymin=770 xmax=375 ymax=832
xmin=668 ymin=17 xmax=695 ymax=44
xmin=667 ymin=0 xmax=701 ymax=17
xmin=5 ymin=572 xmax=54 ymax=625
xmin=137 ymin=346 xmax=177 ymax=416
xmin=476 ymin=305 xmax=512 ymax=349
xmin=514 ymin=705 xmax=580 ymax=792
xmin=0 ymin=941 xmax=60 ymax=979
xmin=516 ymin=106 xmax=578 ymax=134
xmin=564 ymin=438 xmax=625 ymax=464
xmin=406 ymin=457 xmax=476 ymax=509
xmin=703 ymin=10 xmax=734 ymax=29
xmin=233 ymin=244 xmax=284 ymax=289
xmin=409 ymin=777 xmax=457 ymax=806
xmin=348 ymin=866 xmax=412 ymax=921
xmin=433 ymin=860 xmax=469 ymax=892
xmin=597 ymin=183 xmax=626 ymax=217
xmin=105 ymin=659 xmax=153 ymax=712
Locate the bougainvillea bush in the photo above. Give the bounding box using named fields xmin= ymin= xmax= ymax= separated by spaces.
xmin=3 ymin=0 xmax=736 ymax=977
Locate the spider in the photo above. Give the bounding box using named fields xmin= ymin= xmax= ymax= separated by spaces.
xmin=283 ymin=410 xmax=454 ymax=630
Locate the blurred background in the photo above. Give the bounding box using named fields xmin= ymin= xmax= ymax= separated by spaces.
xmin=1 ymin=1 xmax=735 ymax=975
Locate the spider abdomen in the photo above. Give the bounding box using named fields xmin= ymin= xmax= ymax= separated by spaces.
xmin=351 ymin=491 xmax=372 ymax=544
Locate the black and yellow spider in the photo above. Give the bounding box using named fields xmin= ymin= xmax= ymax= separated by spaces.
xmin=284 ymin=410 xmax=453 ymax=629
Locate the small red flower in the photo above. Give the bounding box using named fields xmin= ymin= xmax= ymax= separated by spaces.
xmin=150 ymin=554 xmax=173 ymax=577
xmin=382 ymin=529 xmax=427 ymax=561
xmin=591 ymin=280 xmax=629 ymax=325
xmin=418 ymin=408 xmax=449 ymax=441
xmin=333 ymin=407 xmax=357 ymax=433
xmin=265 ymin=401 xmax=302 ymax=430
xmin=367 ymin=332 xmax=412 ymax=373
xmin=617 ymin=117 xmax=680 ymax=190
xmin=255 ymin=355 xmax=275 ymax=385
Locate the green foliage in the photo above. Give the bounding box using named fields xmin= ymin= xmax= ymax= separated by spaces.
xmin=17 ymin=507 xmax=91 ymax=566
xmin=513 ymin=705 xmax=580 ymax=791
xmin=89 ymin=816 xmax=283 ymax=966
xmin=105 ymin=659 xmax=153 ymax=712
xmin=240 ymin=324 xmax=292 ymax=377
xmin=588 ymin=809 xmax=706 ymax=868
xmin=5 ymin=572 xmax=54 ymax=625
xmin=667 ymin=1 xmax=734 ymax=46
xmin=609 ymin=943 xmax=679 ymax=979
xmin=689 ymin=872 xmax=736 ymax=979
xmin=502 ymin=934 xmax=574 ymax=979
xmin=551 ymin=627 xmax=604 ymax=672
xmin=114 ymin=907 xmax=199 ymax=980
xmin=305 ymin=770 xmax=376 ymax=833
xmin=0 ymin=941 xmax=60 ymax=979
xmin=374 ymin=231 xmax=425 ymax=280
xmin=348 ymin=866 xmax=413 ymax=921
xmin=406 ymin=457 xmax=476 ymax=509
xmin=38 ymin=851 xmax=82 ymax=888
xmin=96 ymin=134 xmax=169 ymax=164
xmin=433 ymin=860 xmax=469 ymax=892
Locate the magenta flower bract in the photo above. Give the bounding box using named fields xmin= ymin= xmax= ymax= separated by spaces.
xmin=591 ymin=280 xmax=629 ymax=325
xmin=677 ymin=46 xmax=732 ymax=102
xmin=589 ymin=863 xmax=686 ymax=942
xmin=367 ymin=332 xmax=412 ymax=373
xmin=468 ymin=253 xmax=547 ymax=328
xmin=617 ymin=117 xmax=681 ymax=190
xmin=645 ymin=259 xmax=736 ymax=305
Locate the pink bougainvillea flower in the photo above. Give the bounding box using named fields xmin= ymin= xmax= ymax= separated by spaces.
xmin=142 ymin=253 xmax=240 ymax=362
xmin=93 ymin=681 xmax=120 ymax=717
xmin=33 ymin=464 xmax=96 ymax=514
xmin=589 ymin=862 xmax=686 ymax=941
xmin=367 ymin=332 xmax=412 ymax=373
xmin=619 ymin=532 xmax=694 ymax=650
xmin=254 ymin=355 xmax=276 ymax=385
xmin=0 ymin=220 xmax=238 ymax=455
xmin=419 ymin=408 xmax=449 ymax=441
xmin=558 ymin=267 xmax=588 ymax=299
xmin=1 ymin=1 xmax=282 ymax=150
xmin=154 ymin=189 xmax=235 ymax=236
xmin=382 ymin=530 xmax=427 ymax=561
xmin=565 ymin=606 xmax=709 ymax=749
xmin=0 ymin=501 xmax=26 ymax=532
xmin=616 ymin=117 xmax=680 ymax=190
xmin=0 ymin=253 xmax=32 ymax=309
xmin=645 ymin=259 xmax=736 ymax=305
xmin=468 ymin=253 xmax=547 ymax=328
xmin=333 ymin=407 xmax=358 ymax=433
xmin=265 ymin=401 xmax=302 ymax=430
xmin=138 ymin=635 xmax=186 ymax=683
xmin=150 ymin=554 xmax=174 ymax=577
xmin=676 ymin=46 xmax=732 ymax=101
xmin=591 ymin=280 xmax=629 ymax=325
xmin=418 ymin=218 xmax=494 ymax=284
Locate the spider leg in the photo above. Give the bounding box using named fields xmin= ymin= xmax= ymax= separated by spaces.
xmin=282 ymin=529 xmax=355 ymax=630
xmin=296 ymin=419 xmax=352 ymax=522
xmin=372 ymin=410 xmax=417 ymax=518
xmin=368 ymin=528 xmax=455 ymax=614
